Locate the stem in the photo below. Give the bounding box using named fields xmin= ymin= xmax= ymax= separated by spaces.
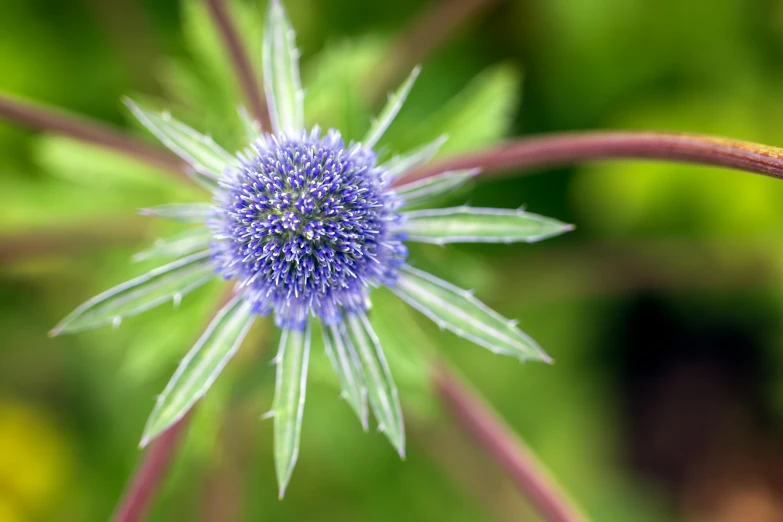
xmin=204 ymin=0 xmax=270 ymax=130
xmin=0 ymin=93 xmax=188 ymax=179
xmin=399 ymin=131 xmax=783 ymax=186
xmin=434 ymin=363 xmax=589 ymax=522
xmin=111 ymin=414 xmax=192 ymax=522
xmin=370 ymin=0 xmax=501 ymax=104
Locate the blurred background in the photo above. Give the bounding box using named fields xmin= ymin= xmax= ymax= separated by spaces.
xmin=2 ymin=0 xmax=783 ymax=520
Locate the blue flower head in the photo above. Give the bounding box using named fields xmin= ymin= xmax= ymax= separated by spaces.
xmin=51 ymin=0 xmax=572 ymax=496
xmin=210 ymin=128 xmax=406 ymax=330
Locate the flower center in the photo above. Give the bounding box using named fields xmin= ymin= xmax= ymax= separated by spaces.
xmin=211 ymin=128 xmax=406 ymax=329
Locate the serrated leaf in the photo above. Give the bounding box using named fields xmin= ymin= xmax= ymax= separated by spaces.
xmin=140 ymin=203 xmax=213 ymax=223
xmin=323 ymin=323 xmax=368 ymax=430
xmin=124 ymin=98 xmax=234 ymax=179
xmin=381 ymin=135 xmax=448 ymax=182
xmin=51 ymin=251 xmax=215 ymax=335
xmin=346 ymin=313 xmax=405 ymax=457
xmin=273 ymin=321 xmax=312 ymax=498
xmin=140 ymin=296 xmax=254 ymax=446
xmin=395 ymin=169 xmax=478 ymax=207
xmin=263 ymin=0 xmax=304 ymax=135
xmin=400 ymin=207 xmax=573 ymax=244
xmin=363 ymin=66 xmax=420 ymax=149
xmin=133 ymin=227 xmax=213 ymax=262
xmin=391 ymin=265 xmax=551 ymax=362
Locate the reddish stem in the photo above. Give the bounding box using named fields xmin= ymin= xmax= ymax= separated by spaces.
xmin=204 ymin=0 xmax=270 ymax=130
xmin=434 ymin=363 xmax=589 ymax=522
xmin=0 ymin=93 xmax=188 ymax=179
xmin=111 ymin=414 xmax=192 ymax=522
xmin=400 ymin=132 xmax=783 ymax=186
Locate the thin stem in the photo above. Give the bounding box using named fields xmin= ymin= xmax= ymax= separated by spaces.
xmin=399 ymin=131 xmax=783 ymax=186
xmin=434 ymin=362 xmax=589 ymax=522
xmin=111 ymin=413 xmax=192 ymax=522
xmin=369 ymin=0 xmax=502 ymax=104
xmin=0 ymin=93 xmax=189 ymax=179
xmin=204 ymin=0 xmax=271 ymax=130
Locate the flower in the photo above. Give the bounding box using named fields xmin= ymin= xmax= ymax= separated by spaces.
xmin=50 ymin=0 xmax=572 ymax=496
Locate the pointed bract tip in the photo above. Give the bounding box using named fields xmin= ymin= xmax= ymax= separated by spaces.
xmin=397 ymin=445 xmax=406 ymax=460
xmin=138 ymin=434 xmax=152 ymax=448
xmin=48 ymin=326 xmax=62 ymax=337
xmin=563 ymin=223 xmax=576 ymax=232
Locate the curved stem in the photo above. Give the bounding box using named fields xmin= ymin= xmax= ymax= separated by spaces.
xmin=0 ymin=93 xmax=188 ymax=179
xmin=434 ymin=362 xmax=589 ymax=522
xmin=111 ymin=413 xmax=192 ymax=522
xmin=399 ymin=132 xmax=783 ymax=186
xmin=203 ymin=0 xmax=270 ymax=130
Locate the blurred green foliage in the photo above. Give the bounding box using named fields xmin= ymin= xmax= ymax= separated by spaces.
xmin=2 ymin=0 xmax=783 ymax=521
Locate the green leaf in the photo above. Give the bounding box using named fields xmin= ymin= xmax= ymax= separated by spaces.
xmin=363 ymin=66 xmax=420 ymax=148
xmin=51 ymin=251 xmax=215 ymax=335
xmin=323 ymin=323 xmax=368 ymax=430
xmin=263 ymin=0 xmax=304 ymax=135
xmin=395 ymin=169 xmax=477 ymax=208
xmin=124 ymin=98 xmax=234 ymax=178
xmin=381 ymin=135 xmax=447 ymax=181
xmin=133 ymin=227 xmax=213 ymax=262
xmin=140 ymin=296 xmax=254 ymax=446
xmin=346 ymin=313 xmax=405 ymax=457
xmin=140 ymin=203 xmax=213 ymax=223
xmin=400 ymin=207 xmax=573 ymax=244
xmin=303 ymin=37 xmax=386 ymax=139
xmin=273 ymin=321 xmax=312 ymax=498
xmin=391 ymin=265 xmax=551 ymax=362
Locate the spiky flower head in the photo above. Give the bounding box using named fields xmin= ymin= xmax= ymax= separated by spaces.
xmin=211 ymin=128 xmax=406 ymax=330
xmin=51 ymin=0 xmax=573 ymax=497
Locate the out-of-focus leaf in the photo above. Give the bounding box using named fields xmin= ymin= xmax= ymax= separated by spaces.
xmin=387 ymin=64 xmax=521 ymax=156
xmin=273 ymin=321 xmax=312 ymax=498
xmin=391 ymin=265 xmax=551 ymax=362
xmin=140 ymin=296 xmax=254 ymax=446
xmin=400 ymin=207 xmax=573 ymax=244
xmin=303 ymin=37 xmax=387 ymax=139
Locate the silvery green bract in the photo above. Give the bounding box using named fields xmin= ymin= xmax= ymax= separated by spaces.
xmin=51 ymin=0 xmax=571 ymax=497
